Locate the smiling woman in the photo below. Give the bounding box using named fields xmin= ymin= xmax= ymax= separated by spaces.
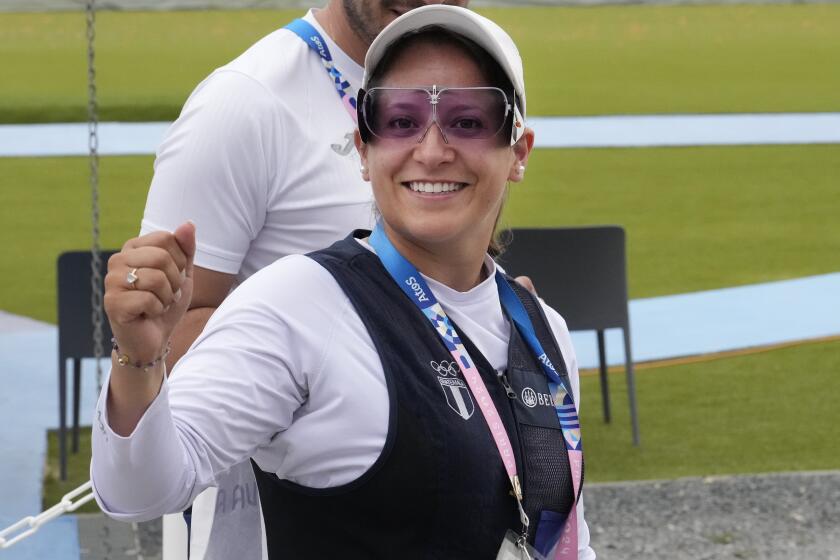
xmin=91 ymin=6 xmax=595 ymax=559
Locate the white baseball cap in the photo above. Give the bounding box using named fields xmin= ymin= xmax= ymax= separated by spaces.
xmin=362 ymin=5 xmax=527 ymax=141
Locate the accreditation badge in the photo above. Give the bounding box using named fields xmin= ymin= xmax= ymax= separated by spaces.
xmin=496 ymin=530 xmax=547 ymax=560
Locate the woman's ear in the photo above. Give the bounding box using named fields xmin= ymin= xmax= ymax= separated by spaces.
xmin=508 ymin=127 xmax=535 ymax=183
xmin=354 ymin=129 xmax=370 ymax=182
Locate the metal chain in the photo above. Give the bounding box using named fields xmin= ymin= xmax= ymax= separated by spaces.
xmin=86 ymin=0 xmax=106 ymax=392
xmin=0 ymin=482 xmax=95 ymax=548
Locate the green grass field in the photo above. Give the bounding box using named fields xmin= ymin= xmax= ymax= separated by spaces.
xmin=579 ymin=340 xmax=840 ymax=481
xmin=2 ymin=4 xmax=840 ymax=122
xmin=3 ymin=144 xmax=838 ymax=323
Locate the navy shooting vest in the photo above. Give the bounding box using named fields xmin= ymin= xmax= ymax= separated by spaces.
xmin=252 ymin=232 xmax=581 ymax=559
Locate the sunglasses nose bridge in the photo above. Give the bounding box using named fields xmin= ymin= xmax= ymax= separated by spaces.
xmin=416 ymin=120 xmax=449 ymax=145
xmin=416 ymin=95 xmax=449 ymax=145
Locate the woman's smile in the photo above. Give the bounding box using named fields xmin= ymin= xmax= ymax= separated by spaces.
xmin=404 ymin=180 xmax=467 ymax=195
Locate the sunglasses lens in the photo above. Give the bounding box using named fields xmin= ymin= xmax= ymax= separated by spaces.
xmin=437 ymin=89 xmax=508 ymax=140
xmin=367 ymin=89 xmax=433 ymax=140
xmin=364 ymin=88 xmax=509 ymax=143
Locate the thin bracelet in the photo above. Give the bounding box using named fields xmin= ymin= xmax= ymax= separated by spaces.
xmin=111 ymin=337 xmax=171 ymax=372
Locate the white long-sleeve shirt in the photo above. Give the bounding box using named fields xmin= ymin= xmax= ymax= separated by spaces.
xmin=91 ymin=248 xmax=595 ymax=559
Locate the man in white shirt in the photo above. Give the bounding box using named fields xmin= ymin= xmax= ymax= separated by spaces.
xmin=139 ymin=1 xmax=467 ymax=557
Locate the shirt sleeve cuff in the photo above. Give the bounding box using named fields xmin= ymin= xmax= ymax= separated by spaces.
xmin=141 ymin=218 xmax=244 ymax=275
xmin=91 ymin=371 xmax=196 ymax=519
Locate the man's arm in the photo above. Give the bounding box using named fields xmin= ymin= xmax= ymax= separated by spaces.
xmin=166 ymin=266 xmax=236 ymax=371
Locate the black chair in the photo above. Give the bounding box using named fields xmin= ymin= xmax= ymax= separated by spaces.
xmin=57 ymin=250 xmax=117 ymax=480
xmin=498 ymin=227 xmax=640 ymax=446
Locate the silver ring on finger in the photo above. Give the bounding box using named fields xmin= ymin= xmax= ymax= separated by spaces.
xmin=126 ymin=268 xmax=139 ymax=289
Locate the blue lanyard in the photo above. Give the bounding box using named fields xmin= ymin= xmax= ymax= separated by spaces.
xmin=369 ymin=223 xmax=581 ymax=443
xmin=285 ymin=18 xmax=358 ymax=122
xmin=370 ymin=223 xmax=572 ymax=395
xmin=494 ymin=274 xmax=566 ymax=387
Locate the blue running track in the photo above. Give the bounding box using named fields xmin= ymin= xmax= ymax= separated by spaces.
xmin=2 ymin=113 xmax=840 ymax=157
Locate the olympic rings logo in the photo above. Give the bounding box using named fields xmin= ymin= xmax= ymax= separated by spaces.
xmin=430 ymin=360 xmax=459 ymax=377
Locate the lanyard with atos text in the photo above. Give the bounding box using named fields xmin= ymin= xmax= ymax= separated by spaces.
xmin=285 ymin=18 xmax=358 ymax=123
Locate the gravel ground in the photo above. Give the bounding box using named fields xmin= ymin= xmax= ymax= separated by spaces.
xmin=585 ymin=470 xmax=840 ymax=560
xmin=77 ymin=470 xmax=840 ymax=559
xmin=77 ymin=514 xmax=161 ymax=560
